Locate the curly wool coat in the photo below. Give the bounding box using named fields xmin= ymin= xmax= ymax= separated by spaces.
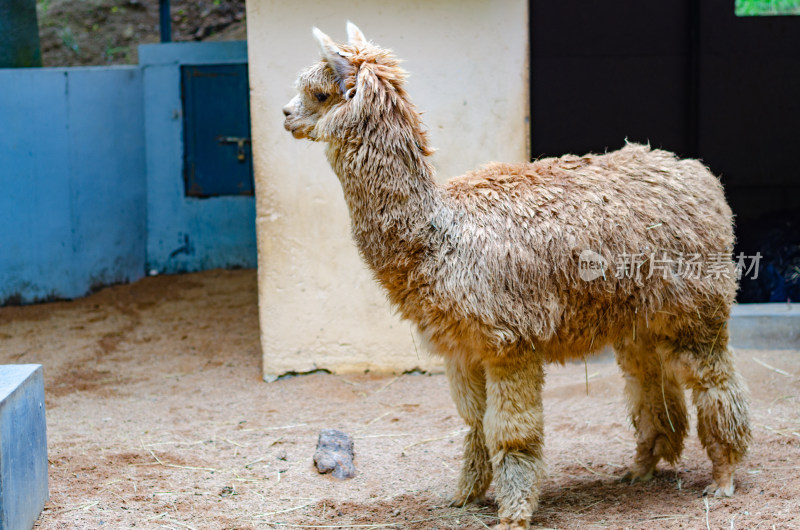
xmin=283 ymin=23 xmax=750 ymax=530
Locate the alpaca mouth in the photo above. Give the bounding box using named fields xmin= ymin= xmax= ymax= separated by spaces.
xmin=284 ymin=120 xmax=306 ymax=139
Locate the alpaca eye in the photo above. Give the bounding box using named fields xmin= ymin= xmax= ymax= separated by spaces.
xmin=315 ymin=93 xmax=329 ymax=103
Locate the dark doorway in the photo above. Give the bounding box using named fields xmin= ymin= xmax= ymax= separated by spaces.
xmin=530 ymin=0 xmax=800 ymax=302
xmin=181 ymin=63 xmax=254 ymax=198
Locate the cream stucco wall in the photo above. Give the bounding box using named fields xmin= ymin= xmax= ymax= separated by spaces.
xmin=246 ymin=1 xmax=529 ymax=380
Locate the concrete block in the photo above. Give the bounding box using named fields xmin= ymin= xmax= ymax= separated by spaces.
xmin=0 ymin=365 xmax=48 ymax=530
xmin=730 ymin=303 xmax=800 ymax=350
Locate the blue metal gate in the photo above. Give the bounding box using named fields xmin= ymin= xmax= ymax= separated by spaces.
xmin=181 ymin=63 xmax=254 ymax=197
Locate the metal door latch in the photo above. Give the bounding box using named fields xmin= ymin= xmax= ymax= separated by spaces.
xmin=216 ymin=136 xmax=251 ymax=162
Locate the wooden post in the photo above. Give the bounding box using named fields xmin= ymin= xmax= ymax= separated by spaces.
xmin=160 ymin=0 xmax=172 ymax=43
xmin=0 ymin=0 xmax=42 ymax=67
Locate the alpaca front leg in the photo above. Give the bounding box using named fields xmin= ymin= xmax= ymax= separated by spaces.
xmin=445 ymin=356 xmax=492 ymax=505
xmin=483 ymin=354 xmax=546 ymax=530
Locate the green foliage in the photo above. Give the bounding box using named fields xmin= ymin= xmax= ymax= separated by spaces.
xmin=735 ymin=0 xmax=800 ymax=16
xmin=104 ymin=44 xmax=131 ymax=62
xmin=58 ymin=25 xmax=80 ymax=55
xmin=37 ymin=0 xmax=51 ymax=16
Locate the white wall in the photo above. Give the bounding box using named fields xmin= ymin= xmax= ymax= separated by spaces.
xmin=246 ymin=1 xmax=529 ymax=379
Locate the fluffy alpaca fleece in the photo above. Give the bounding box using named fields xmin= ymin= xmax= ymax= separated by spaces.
xmin=283 ymin=23 xmax=752 ymax=530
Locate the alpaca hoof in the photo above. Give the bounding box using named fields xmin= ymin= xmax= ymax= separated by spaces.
xmin=492 ymin=518 xmax=530 ymax=530
xmin=703 ymin=480 xmax=735 ymax=497
xmin=448 ymin=494 xmax=475 ymax=508
xmin=620 ymin=467 xmax=654 ymax=485
xmin=448 ymin=487 xmax=484 ymax=507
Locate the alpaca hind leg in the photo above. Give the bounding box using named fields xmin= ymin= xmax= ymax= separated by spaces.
xmin=615 ymin=337 xmax=689 ymax=484
xmin=680 ymin=346 xmax=751 ymax=497
xmin=444 ymin=356 xmax=492 ymax=505
xmin=483 ymin=354 xmax=545 ymax=530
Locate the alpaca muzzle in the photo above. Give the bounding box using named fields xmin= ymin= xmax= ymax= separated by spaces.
xmin=282 ymin=96 xmax=308 ymax=138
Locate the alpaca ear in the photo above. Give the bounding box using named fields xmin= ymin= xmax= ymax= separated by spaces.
xmin=346 ymin=21 xmax=367 ymax=46
xmin=312 ymin=27 xmax=354 ymax=93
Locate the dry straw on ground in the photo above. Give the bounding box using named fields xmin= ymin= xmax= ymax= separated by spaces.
xmin=0 ymin=269 xmax=797 ymax=528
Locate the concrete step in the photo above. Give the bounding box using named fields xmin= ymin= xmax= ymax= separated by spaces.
xmin=730 ymin=303 xmax=800 ymax=350
xmin=0 ymin=365 xmax=48 ymax=530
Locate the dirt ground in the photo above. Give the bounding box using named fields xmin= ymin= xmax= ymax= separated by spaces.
xmin=37 ymin=0 xmax=247 ymax=67
xmin=1 ymin=269 xmax=798 ymax=529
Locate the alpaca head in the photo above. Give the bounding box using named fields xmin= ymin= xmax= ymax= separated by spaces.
xmin=281 ymin=22 xmax=365 ymax=140
xmin=283 ymin=22 xmax=432 ymax=155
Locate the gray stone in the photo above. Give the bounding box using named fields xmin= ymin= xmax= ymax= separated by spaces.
xmin=313 ymin=429 xmax=355 ymax=479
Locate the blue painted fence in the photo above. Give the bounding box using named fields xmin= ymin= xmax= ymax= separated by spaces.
xmin=0 ymin=67 xmax=146 ymax=303
xmin=0 ymin=42 xmax=256 ymax=305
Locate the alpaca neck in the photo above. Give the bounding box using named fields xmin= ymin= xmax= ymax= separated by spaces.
xmin=326 ymin=118 xmax=440 ymax=275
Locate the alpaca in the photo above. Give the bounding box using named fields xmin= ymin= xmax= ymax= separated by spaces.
xmin=282 ymin=23 xmax=751 ymax=530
